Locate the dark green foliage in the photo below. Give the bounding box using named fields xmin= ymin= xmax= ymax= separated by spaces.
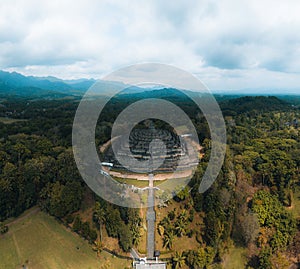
xmin=72 ymin=216 xmax=97 ymax=242
xmin=188 ymin=209 xmax=195 ymax=222
xmin=89 ymin=228 xmax=98 ymax=242
xmin=81 ymin=221 xmax=91 ymax=239
xmin=186 ymin=229 xmax=194 ymax=238
xmin=174 ymin=186 xmax=189 ymax=202
xmin=168 ymin=210 xmax=175 ymax=221
xmin=185 ymin=247 xmax=215 ymax=268
xmin=118 ymin=224 xmax=133 ymax=252
xmin=65 ymin=214 xmax=74 ymax=224
xmin=257 ymin=248 xmax=272 ymax=269
xmin=105 ymin=208 xmax=122 ymax=238
xmin=0 ymin=123 xmax=84 ymax=221
xmin=192 ymin=193 xmax=203 ymax=212
xmin=72 ymin=216 xmax=82 ymax=233
xmin=221 ymin=96 xmax=290 ymax=115
xmin=103 ymin=205 xmax=140 ymax=252
xmin=252 ymin=190 xmax=296 ymax=251
xmin=203 ymin=188 xmax=229 ymax=247
xmin=39 ymin=180 xmax=83 ymax=218
xmin=0 ymin=222 xmax=8 ymax=234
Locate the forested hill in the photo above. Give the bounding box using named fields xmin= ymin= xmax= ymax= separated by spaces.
xmin=0 ymin=70 xmax=94 ymax=98
xmin=220 ymin=96 xmax=293 ymax=115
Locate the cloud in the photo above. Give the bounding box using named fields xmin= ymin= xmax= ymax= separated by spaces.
xmin=0 ymin=0 xmax=300 ymax=91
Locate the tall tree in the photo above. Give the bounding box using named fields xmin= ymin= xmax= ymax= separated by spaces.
xmin=93 ymin=202 xmax=106 ymax=241
xmin=163 ymin=230 xmax=174 ymax=250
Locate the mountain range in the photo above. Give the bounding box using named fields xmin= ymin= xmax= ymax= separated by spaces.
xmin=0 ymin=70 xmax=95 ymax=98
xmin=0 ymin=70 xmax=299 ymax=99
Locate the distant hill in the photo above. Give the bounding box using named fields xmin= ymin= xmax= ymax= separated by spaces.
xmin=1 ymin=70 xmax=299 ymax=103
xmin=0 ymin=70 xmax=95 ymax=98
xmin=220 ymin=96 xmax=293 ymax=115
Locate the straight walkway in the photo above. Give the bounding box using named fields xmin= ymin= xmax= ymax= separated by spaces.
xmin=146 ymin=174 xmax=155 ymax=258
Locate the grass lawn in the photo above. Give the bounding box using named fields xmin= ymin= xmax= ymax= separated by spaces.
xmin=0 ymin=209 xmax=131 ymax=269
xmin=113 ymin=176 xmax=149 ymax=188
xmin=222 ymin=246 xmax=247 ymax=269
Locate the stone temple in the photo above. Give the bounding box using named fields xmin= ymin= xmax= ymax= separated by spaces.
xmin=103 ymin=126 xmax=198 ymax=174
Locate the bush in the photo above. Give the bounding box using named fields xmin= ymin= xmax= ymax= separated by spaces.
xmin=81 ymin=221 xmax=91 ymax=239
xmin=118 ymin=224 xmax=133 ymax=252
xmin=168 ymin=210 xmax=175 ymax=221
xmin=0 ymin=222 xmax=8 ymax=234
xmin=65 ymin=214 xmax=74 ymax=224
xmin=188 ymin=209 xmax=194 ymax=222
xmin=186 ymin=229 xmax=194 ymax=238
xmin=72 ymin=216 xmax=82 ymax=233
xmin=89 ymin=229 xmax=98 ymax=242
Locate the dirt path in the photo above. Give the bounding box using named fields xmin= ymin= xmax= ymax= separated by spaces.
xmin=12 ymin=233 xmax=22 ymax=262
xmin=99 ymin=136 xmax=119 ymax=153
xmin=109 ymin=169 xmax=193 ymax=181
xmin=7 ymin=207 xmax=40 ymax=227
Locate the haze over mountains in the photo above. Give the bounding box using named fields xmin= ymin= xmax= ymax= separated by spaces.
xmin=0 ymin=70 xmax=299 ymax=98
xmin=0 ymin=70 xmax=95 ymax=97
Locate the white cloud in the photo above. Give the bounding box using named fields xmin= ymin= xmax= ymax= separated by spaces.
xmin=1 ymin=0 xmax=300 ymax=91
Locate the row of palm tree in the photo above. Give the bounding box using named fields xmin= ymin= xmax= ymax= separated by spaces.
xmin=159 ymin=209 xmax=190 ymax=251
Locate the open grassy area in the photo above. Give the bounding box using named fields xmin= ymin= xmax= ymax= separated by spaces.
xmin=0 ymin=209 xmax=131 ymax=269
xmin=113 ymin=176 xmax=150 ymax=188
xmin=113 ymin=176 xmax=170 ymax=188
xmin=222 ymin=246 xmax=247 ymax=269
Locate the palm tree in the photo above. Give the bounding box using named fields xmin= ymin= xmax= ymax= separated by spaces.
xmin=172 ymin=251 xmax=186 ymax=269
xmin=163 ymin=230 xmax=174 ymax=250
xmin=175 ymin=219 xmax=186 ymax=237
xmin=178 ymin=209 xmax=188 ymax=222
xmin=131 ymin=224 xmax=141 ymax=246
xmin=92 ymin=240 xmax=103 ymax=257
xmin=93 ymin=202 xmax=105 ymax=241
xmin=157 ymin=224 xmax=165 ymax=237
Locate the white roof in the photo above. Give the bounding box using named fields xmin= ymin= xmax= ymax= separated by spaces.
xmin=135 ymin=263 xmax=166 ymax=269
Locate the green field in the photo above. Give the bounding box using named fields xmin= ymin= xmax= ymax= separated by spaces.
xmin=113 ymin=176 xmax=169 ymax=188
xmin=113 ymin=176 xmax=150 ymax=188
xmin=0 ymin=209 xmax=131 ymax=269
xmin=222 ymin=246 xmax=247 ymax=269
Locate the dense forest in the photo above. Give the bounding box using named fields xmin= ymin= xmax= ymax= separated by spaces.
xmin=0 ymin=91 xmax=299 ymax=268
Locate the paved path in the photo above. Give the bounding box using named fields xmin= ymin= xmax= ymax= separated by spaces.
xmin=130 ymin=248 xmax=140 ymax=260
xmin=146 ymin=174 xmax=155 ymax=258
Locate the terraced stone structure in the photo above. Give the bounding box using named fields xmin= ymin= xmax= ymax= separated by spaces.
xmin=104 ymin=126 xmax=197 ymax=173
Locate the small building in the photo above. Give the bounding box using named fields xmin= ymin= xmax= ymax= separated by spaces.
xmin=133 ymin=260 xmax=166 ymax=269
xmin=154 ymin=250 xmax=160 ymax=258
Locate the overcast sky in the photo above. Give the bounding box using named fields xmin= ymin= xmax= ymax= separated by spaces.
xmin=1 ymin=0 xmax=300 ymax=92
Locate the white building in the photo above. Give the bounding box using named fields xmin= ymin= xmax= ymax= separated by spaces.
xmin=132 ymin=255 xmax=166 ymax=269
